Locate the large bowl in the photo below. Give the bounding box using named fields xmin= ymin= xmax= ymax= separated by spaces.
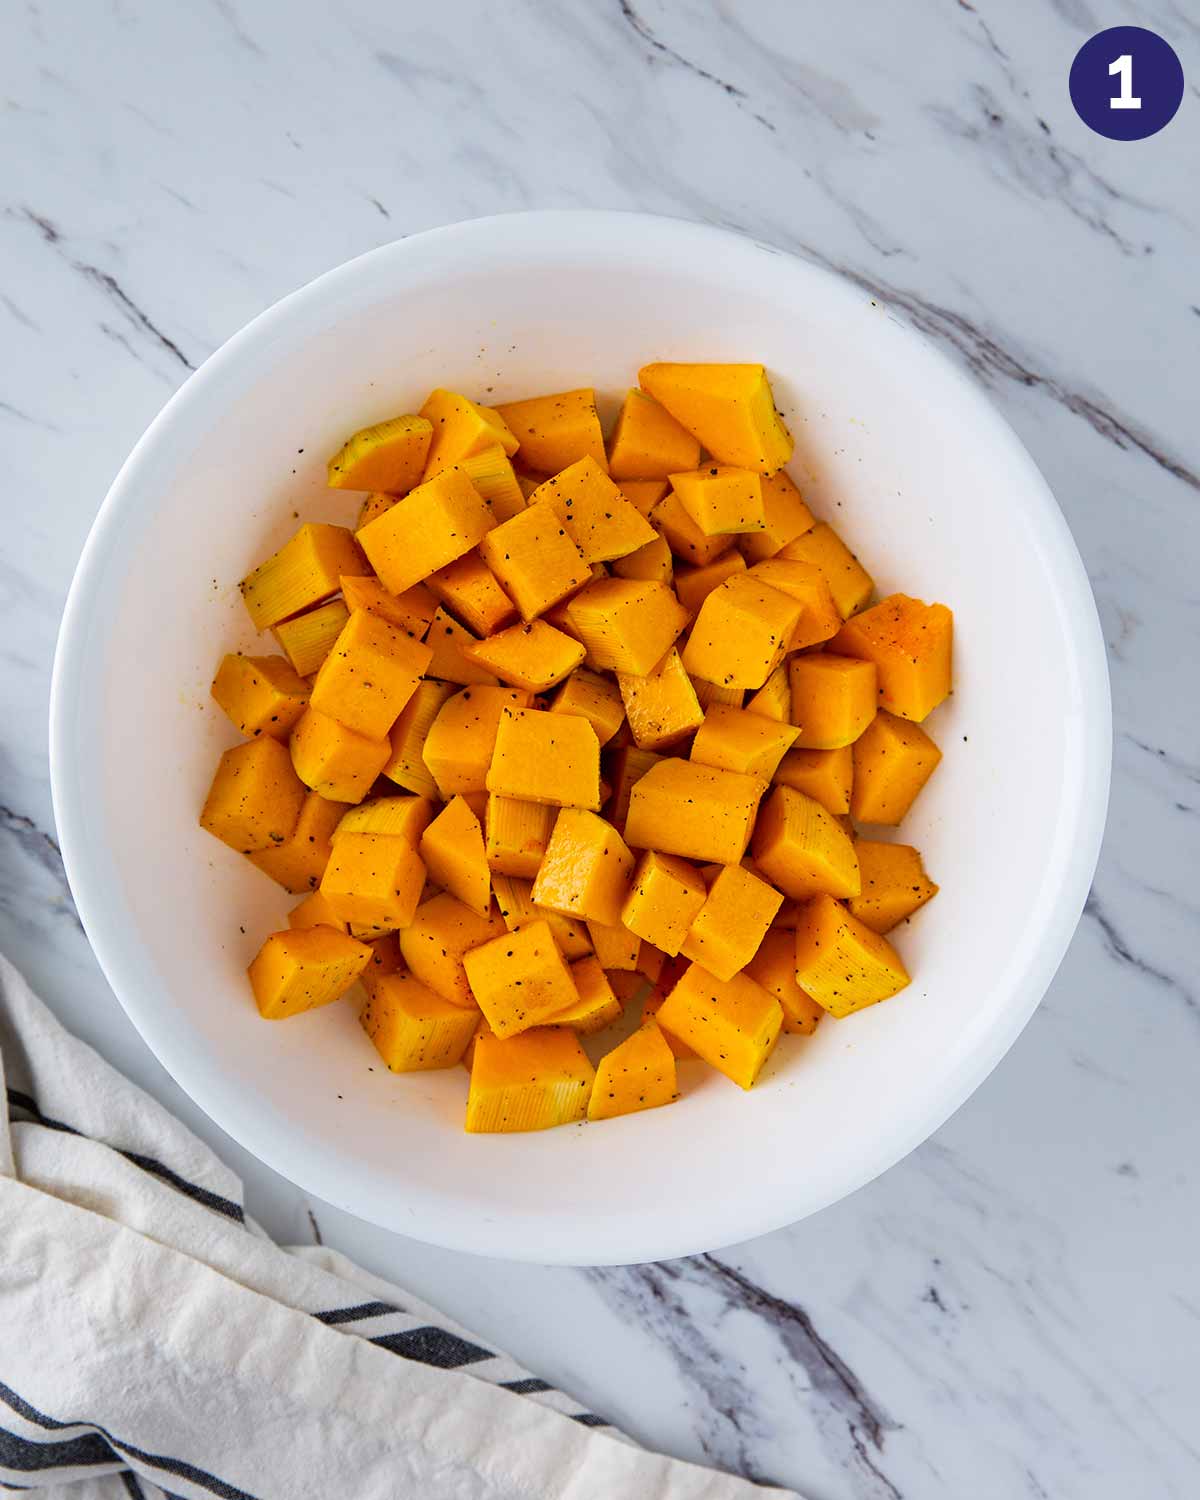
xmin=50 ymin=212 xmax=1110 ymax=1265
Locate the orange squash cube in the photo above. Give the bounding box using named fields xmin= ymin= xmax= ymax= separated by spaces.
xmin=335 ymin=794 xmax=435 ymax=846
xmin=549 ymin=668 xmax=625 ymax=746
xmin=682 ymin=575 xmax=802 ymax=691
xmin=774 ymin=746 xmax=853 ymax=816
xmin=608 ymin=388 xmax=702 ymax=479
xmin=309 ymin=608 xmax=432 ymax=740
xmin=748 ymin=559 xmax=841 ymax=650
xmin=290 ymin=707 xmax=391 ymax=803
xmin=585 ymin=919 xmax=641 ymax=971
xmin=679 ymin=864 xmax=782 ymax=981
xmin=621 ymin=850 xmax=708 ymax=956
xmin=531 ymin=810 xmax=634 ymax=927
xmin=788 ymin=654 xmax=877 ymax=749
xmin=672 ymin=549 xmax=747 ymax=614
xmin=360 ymin=971 xmax=480 ymax=1070
xmin=465 ymin=619 xmax=585 ymax=692
xmin=606 ymin=744 xmax=663 ymax=832
xmin=484 ymin=796 xmax=555 ymax=879
xmin=532 ymin=456 xmax=656 ymax=564
xmin=356 ymin=466 xmax=494 ymax=595
xmin=287 ymin=889 xmax=349 ymax=932
xmin=625 ymin=758 xmax=766 ymax=866
xmin=565 ymin=579 xmax=688 ymax=675
xmin=649 ymin=490 xmax=731 ymax=567
xmin=272 ymin=599 xmax=350 ymax=677
xmin=319 ymin=831 xmax=425 ymax=933
xmin=743 ymin=927 xmax=823 ymax=1034
xmin=486 ymin=706 xmax=601 ymax=809
xmin=744 ymin=662 xmax=791 ymax=722
xmin=465 ymin=1027 xmax=594 ymax=1132
xmin=832 ymin=594 xmax=953 ymax=722
xmin=639 ymin=362 xmax=793 ymax=473
xmin=457 ymin=445 xmax=526 ymax=522
xmin=612 ymin=534 xmax=674 ymax=586
xmin=616 ymin=477 xmax=670 ymax=515
xmin=548 ymin=956 xmax=623 ymax=1033
xmin=422 ymin=686 xmax=533 ymax=797
xmin=248 ymin=928 xmax=371 ymax=1019
xmin=656 ymin=962 xmax=783 ymax=1089
xmin=357 ymin=492 xmax=395 ymax=529
xmin=617 ymin=647 xmax=705 ymax=751
xmin=794 ymin=894 xmax=910 ymax=1016
xmin=327 ymin=413 xmax=433 ymax=493
xmin=738 ymin=470 xmax=815 ymax=563
xmin=491 ymin=875 xmax=593 ymax=958
xmin=339 ymin=575 xmax=437 ymax=639
xmin=778 ymin=522 xmax=873 ymax=618
xmin=851 ymin=710 xmax=943 ymax=824
xmin=423 ymin=605 xmax=499 ymax=687
xmin=668 ymin=467 xmax=765 ymax=537
xmin=248 ymin=789 xmax=347 ymax=893
xmin=211 ymin=653 xmax=309 ymax=740
xmin=690 ymin=704 xmax=798 ymax=779
xmin=240 ymin=523 xmax=364 ymax=631
xmin=419 ymin=388 xmax=518 ymax=477
xmin=588 ymin=1018 xmax=678 ymax=1121
xmin=419 ymin=796 xmax=491 ymax=917
xmin=398 ymin=892 xmax=506 ymax=1006
xmin=463 ymin=919 xmax=581 ymax=1037
xmin=382 ymin=679 xmax=456 ymax=797
xmin=478 ymin=501 xmax=590 ymax=621
xmin=848 ymin=841 xmax=938 ymax=934
xmin=200 ymin=736 xmax=306 ymax=854
xmin=752 ymin=785 xmax=860 ymax=901
xmin=493 ymin=387 xmax=606 ymax=473
xmin=691 ymin=677 xmax=745 ymax=712
xmin=426 ymin=551 xmax=517 ymax=637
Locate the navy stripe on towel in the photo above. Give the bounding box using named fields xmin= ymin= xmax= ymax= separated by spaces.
xmin=369 ymin=1327 xmax=493 ymax=1368
xmin=313 ymin=1301 xmax=400 ymax=1325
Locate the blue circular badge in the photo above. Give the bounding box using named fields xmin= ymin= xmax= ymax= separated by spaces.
xmin=1069 ymin=26 xmax=1184 ymax=140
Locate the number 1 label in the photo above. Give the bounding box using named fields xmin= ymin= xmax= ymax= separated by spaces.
xmin=1109 ymin=54 xmax=1142 ymax=109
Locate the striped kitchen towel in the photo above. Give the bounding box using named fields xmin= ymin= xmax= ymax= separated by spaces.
xmin=0 ymin=954 xmax=796 ymax=1500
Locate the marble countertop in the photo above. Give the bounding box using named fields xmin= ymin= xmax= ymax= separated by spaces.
xmin=3 ymin=2 xmax=1197 ymax=1496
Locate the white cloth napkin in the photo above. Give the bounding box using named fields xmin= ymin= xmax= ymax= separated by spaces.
xmin=0 ymin=954 xmax=795 ymax=1499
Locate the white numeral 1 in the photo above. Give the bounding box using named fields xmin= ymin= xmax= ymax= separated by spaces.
xmin=1109 ymin=54 xmax=1141 ymax=110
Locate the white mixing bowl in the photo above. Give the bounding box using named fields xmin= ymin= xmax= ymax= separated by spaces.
xmin=50 ymin=212 xmax=1110 ymax=1264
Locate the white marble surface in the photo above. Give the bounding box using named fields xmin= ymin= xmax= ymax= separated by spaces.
xmin=2 ymin=1 xmax=1198 ymax=1495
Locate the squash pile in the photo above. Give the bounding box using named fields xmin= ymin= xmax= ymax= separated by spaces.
xmin=201 ymin=364 xmax=952 ymax=1132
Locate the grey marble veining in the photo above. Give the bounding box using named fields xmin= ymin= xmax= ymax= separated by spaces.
xmin=2 ymin=2 xmax=1198 ymax=1497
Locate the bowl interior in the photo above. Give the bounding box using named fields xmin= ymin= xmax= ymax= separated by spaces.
xmin=52 ymin=214 xmax=1109 ymax=1263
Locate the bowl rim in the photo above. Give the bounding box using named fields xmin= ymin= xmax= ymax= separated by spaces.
xmin=49 ymin=209 xmax=1112 ymax=1264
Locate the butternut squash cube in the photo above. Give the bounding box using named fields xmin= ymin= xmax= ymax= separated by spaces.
xmin=778 ymin=523 xmax=873 ymax=618
xmin=319 ymin=831 xmax=425 ymax=932
xmin=679 ymin=864 xmax=782 ymax=981
xmin=478 ymin=501 xmax=590 ymax=621
xmin=616 ymin=477 xmax=670 ymax=516
xmin=744 ymin=662 xmax=791 ymax=722
xmin=656 ymin=962 xmax=783 ymax=1089
xmin=335 ymin=794 xmax=434 ymax=846
xmin=486 ymin=706 xmax=601 ymax=809
xmin=738 ymin=469 xmax=815 ymax=563
xmin=608 ymin=388 xmax=702 ymax=479
xmin=682 ymin=575 xmax=802 ymax=691
xmin=360 ymin=971 xmax=480 ymax=1071
xmin=457 ymin=445 xmax=526 ymax=523
xmin=748 ymin=559 xmax=841 ymax=649
xmin=200 ymin=736 xmax=306 ymax=853
xmin=691 ymin=704 xmax=799 ymax=779
xmin=673 ymin=550 xmax=747 ymax=614
xmin=851 ymin=710 xmax=943 ymax=824
xmin=248 ymin=927 xmax=371 ymax=1019
xmin=606 ymin=744 xmax=663 ymax=832
xmin=327 ymin=413 xmax=433 ymax=493
xmin=588 ymin=1018 xmax=678 ymax=1121
xmin=493 ymin=388 xmax=606 ymax=474
xmin=832 ymin=594 xmax=954 ymax=722
xmin=419 ymin=388 xmax=518 ymax=477
xmin=586 ymin=919 xmax=641 ymax=971
xmin=339 ymin=575 xmax=437 ymax=639
xmin=532 ymin=456 xmax=656 ymax=565
xmin=848 ymin=841 xmax=938 ymax=934
xmin=621 ymin=851 xmax=707 ymax=956
xmin=669 ymin=467 xmax=765 ymax=537
xmin=564 ymin=579 xmax=688 ymax=675
xmin=465 ymin=1027 xmax=594 ymax=1132
xmin=465 ymin=619 xmax=585 ymax=692
xmin=531 ymin=810 xmax=634 ymax=927
xmin=356 ymin=466 xmax=494 ymax=595
xmin=426 ymin=551 xmax=517 ymax=638
xmin=422 ymin=686 xmax=533 ymax=797
xmin=483 ymin=796 xmax=554 ymax=879
xmin=743 ymin=927 xmax=823 ymax=1034
xmin=240 ymin=523 xmax=365 ymax=631
xmin=794 ymin=894 xmax=910 ymax=1016
xmin=419 ymin=796 xmax=491 ymax=917
xmin=272 ymin=599 xmax=349 ymax=677
xmin=639 ymin=362 xmax=793 ymax=473
xmin=549 ymin=668 xmax=625 ymax=746
xmin=211 ymin=653 xmax=309 ymax=740
xmin=549 ymin=956 xmax=623 ymax=1033
xmin=625 ymin=758 xmax=766 ymax=866
xmin=423 ymin=605 xmax=499 ymax=686
xmin=357 ymin=493 xmax=395 ymax=529
xmin=612 ymin=533 xmax=673 ymax=586
xmin=248 ymin=789 xmax=347 ymax=892
xmin=692 ymin=677 xmax=744 ymax=712
xmin=382 ymin=679 xmax=456 ymax=797
xmin=287 ymin=889 xmax=349 ymax=933
xmin=649 ymin=490 xmax=731 ymax=567
xmin=617 ymin=647 xmax=704 ymax=751
xmin=309 ymin=608 xmax=433 ymax=740
xmin=637 ymin=942 xmax=667 ymax=985
xmin=398 ymin=892 xmax=506 ymax=1006
xmin=751 ymin=785 xmax=861 ymax=900
xmin=789 ymin=655 xmax=876 ymax=752
xmin=463 ymin=919 xmax=581 ymax=1037
xmin=492 ymin=876 xmax=593 ymax=958
xmin=290 ymin=707 xmax=391 ymax=804
xmin=774 ymin=746 xmax=853 ymax=816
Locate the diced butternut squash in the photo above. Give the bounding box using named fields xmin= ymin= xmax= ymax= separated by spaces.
xmin=656 ymin=962 xmax=783 ymax=1089
xmin=612 ymin=534 xmax=673 ymax=585
xmin=691 ymin=704 xmax=798 ymax=779
xmin=465 ymin=1027 xmax=594 ymax=1133
xmin=419 ymin=796 xmax=491 ymax=916
xmin=200 ymin=736 xmax=306 ymax=854
xmin=327 ymin=413 xmax=433 ymax=493
xmin=457 ymin=445 xmax=525 ymax=522
xmin=751 ymin=785 xmax=860 ymax=900
xmin=778 ymin=522 xmax=873 ymax=618
xmin=793 ymin=894 xmax=910 ymax=1016
xmin=423 ymin=605 xmax=499 ymax=687
xmin=738 ymin=470 xmax=815 ymax=563
xmin=486 ymin=706 xmax=601 ymax=810
xmin=550 ymin=956 xmax=623 ymax=1033
xmin=272 ymin=600 xmax=350 ymax=677
xmin=831 ymin=594 xmax=953 ymax=722
xmin=640 ymin=362 xmax=793 ymax=474
xmin=673 ymin=549 xmax=747 ymax=614
xmin=549 ymin=668 xmax=625 ymax=746
xmin=743 ymin=927 xmax=823 ymax=1034
xmin=478 ymin=501 xmax=590 ymax=621
xmin=248 ymin=928 xmax=371 ymax=1019
xmin=339 ymin=575 xmax=437 ymax=639
xmin=625 ymin=759 xmax=766 ymax=866
xmin=622 ymin=851 xmax=708 ymax=956
xmin=360 ymin=971 xmax=480 ymax=1070
xmin=335 ymin=794 xmax=434 ymax=846
xmin=616 ymin=478 xmax=670 ymax=516
xmin=492 ymin=875 xmax=594 ymax=958
xmin=464 ymin=919 xmax=581 ymax=1037
xmin=309 ymin=608 xmax=432 ymax=740
xmin=211 ymin=654 xmax=309 ymax=740
xmin=531 ymin=810 xmax=634 ymax=927
xmin=588 ymin=1018 xmax=678 ymax=1121
xmin=617 ymin=648 xmax=704 ymax=751
xmin=422 ymin=686 xmax=533 ymax=796
xmin=426 ymin=551 xmax=517 ymax=637
xmin=533 ymin=456 xmax=656 ymax=564
xmin=398 ymin=892 xmax=506 ymax=1006
xmin=649 ymin=490 xmax=732 ymax=567
xmin=668 ymin=467 xmax=765 ymax=537
xmin=774 ymin=746 xmax=853 ymax=816
xmin=608 ymin=388 xmax=702 ymax=479
xmin=682 ymin=575 xmax=802 ymax=691
xmin=356 ymin=467 xmax=494 ymax=595
xmin=565 ymin=579 xmax=688 ymax=675
xmin=287 ymin=889 xmax=349 ymax=932
xmin=290 ymin=707 xmax=391 ymax=804
xmin=788 ymin=654 xmax=877 ymax=749
xmin=493 ymin=388 xmax=606 ymax=474
xmin=484 ymin=796 xmax=556 ymax=878
xmin=465 ymin=620 xmax=585 ymax=692
xmin=679 ymin=864 xmax=782 ymax=981
xmin=419 ymin=389 xmax=518 ymax=477
xmin=848 ymin=841 xmax=938 ymax=934
xmin=606 ymin=744 xmax=663 ymax=832
xmin=851 ymin=710 xmax=943 ymax=824
xmin=586 ymin=918 xmax=642 ymax=971
xmin=747 ymin=559 xmax=841 ymax=649
xmin=357 ymin=492 xmax=395 ymax=529
xmin=382 ymin=679 xmax=456 ymax=797
xmin=744 ymin=662 xmax=791 ymax=722
xmin=637 ymin=942 xmax=668 ymax=985
xmin=240 ymin=523 xmax=365 ymax=631
xmin=248 ymin=789 xmax=347 ymax=893
xmin=318 ymin=831 xmax=426 ymax=933
xmin=692 ymin=677 xmax=744 ymax=712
